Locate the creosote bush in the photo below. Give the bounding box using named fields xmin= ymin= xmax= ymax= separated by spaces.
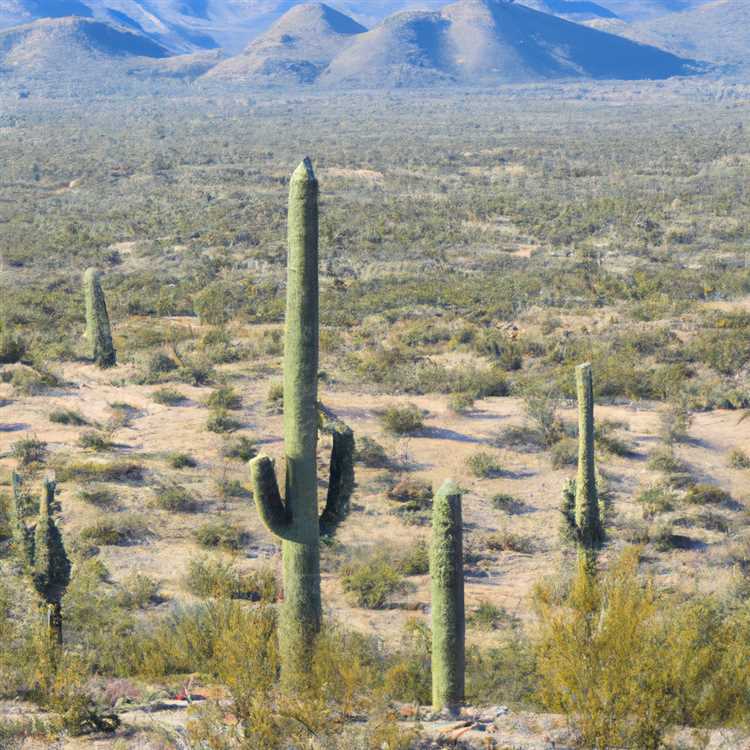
xmin=341 ymin=553 xmax=406 ymax=609
xmin=379 ymin=404 xmax=424 ymax=435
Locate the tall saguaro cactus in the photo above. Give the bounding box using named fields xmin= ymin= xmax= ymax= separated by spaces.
xmin=562 ymin=363 xmax=604 ymax=572
xmin=430 ymin=480 xmax=465 ymax=713
xmin=250 ymin=158 xmax=322 ymax=682
xmin=83 ymin=267 xmax=116 ymax=368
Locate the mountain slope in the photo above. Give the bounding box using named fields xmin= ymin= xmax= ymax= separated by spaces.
xmin=206 ymin=2 xmax=365 ymax=83
xmin=321 ymin=0 xmax=701 ymax=88
xmin=0 ymin=16 xmax=169 ymax=77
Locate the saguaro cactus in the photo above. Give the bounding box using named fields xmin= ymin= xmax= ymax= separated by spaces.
xmin=562 ymin=363 xmax=604 ymax=572
xmin=83 ymin=267 xmax=116 ymax=368
xmin=430 ymin=480 xmax=465 ymax=713
xmin=33 ymin=479 xmax=71 ymax=645
xmin=10 ymin=474 xmax=70 ymax=645
xmin=250 ymin=158 xmax=322 ymax=682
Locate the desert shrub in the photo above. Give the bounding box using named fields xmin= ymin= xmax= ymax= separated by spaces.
xmin=491 ymin=493 xmax=524 ymax=514
xmin=637 ymin=484 xmax=676 ymax=517
xmin=729 ymin=448 xmax=750 ymax=469
xmin=697 ymin=510 xmax=730 ymax=533
xmin=194 ymin=520 xmax=248 ymax=551
xmin=550 ymin=437 xmax=577 ymax=469
xmin=466 ymin=638 xmax=539 ymax=708
xmin=152 ymin=484 xmax=198 ymax=512
xmin=484 ymin=529 xmax=534 ymax=554
xmin=144 ymin=352 xmax=178 ymax=382
xmin=387 ymin=478 xmax=432 ymax=508
xmin=11 ymin=436 xmax=47 ymax=466
xmin=647 ymin=447 xmax=686 ymax=474
xmin=176 ymin=358 xmax=214 ymax=386
xmin=77 ymin=486 xmax=117 ymax=508
xmin=57 ymin=460 xmax=144 ymax=483
xmin=355 ymin=436 xmax=389 ymax=468
xmin=78 ymin=431 xmax=113 ymax=452
xmin=448 ymin=391 xmax=475 ymax=414
xmin=11 ymin=367 xmax=57 ymax=396
xmin=183 ymin=558 xmax=277 ymax=602
xmin=116 ymin=573 xmax=160 ymax=610
xmin=168 ymin=452 xmax=197 ymax=469
xmin=395 ymin=539 xmax=429 ymax=576
xmin=151 ymin=387 xmax=187 ymax=406
xmin=382 ymin=619 xmax=432 ymax=705
xmin=536 ymin=549 xmax=750 ymax=745
xmin=659 ymin=396 xmax=693 ymax=445
xmin=684 ymin=484 xmax=731 ymax=506
xmin=49 ymin=409 xmax=88 ymax=426
xmin=379 ymin=404 xmax=424 ymax=435
xmin=341 ymin=554 xmax=405 ymax=609
xmin=215 ymin=477 xmax=249 ymax=499
xmin=206 ymin=409 xmax=241 ymax=434
xmin=468 ymin=601 xmax=519 ymax=631
xmin=199 ymin=328 xmax=241 ymax=364
xmin=465 ymin=451 xmax=503 ymax=478
xmin=0 ymin=329 xmax=26 ymax=364
xmin=221 ymin=436 xmax=257 ymax=462
xmin=79 ymin=514 xmax=149 ymax=546
xmin=266 ymin=381 xmax=283 ymax=413
xmin=520 ymin=382 xmax=563 ymax=448
xmin=596 ymin=420 xmax=634 ymax=456
xmin=206 ymin=385 xmax=241 ymax=411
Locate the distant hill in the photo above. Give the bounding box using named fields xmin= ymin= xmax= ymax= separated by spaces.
xmin=320 ymin=0 xmax=701 ymax=88
xmin=206 ymin=2 xmax=365 ymax=83
xmin=0 ymin=0 xmax=710 ymax=56
xmin=0 ymin=16 xmax=169 ymax=77
xmin=593 ymin=0 xmax=750 ymax=72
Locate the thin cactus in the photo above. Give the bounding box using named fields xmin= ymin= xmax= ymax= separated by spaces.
xmin=430 ymin=480 xmax=465 ymax=713
xmin=249 ymin=158 xmax=323 ymax=683
xmin=83 ymin=267 xmax=116 ymax=368
xmin=32 ymin=479 xmax=70 ymax=645
xmin=568 ymin=362 xmax=604 ymax=572
xmin=10 ymin=471 xmax=34 ymax=568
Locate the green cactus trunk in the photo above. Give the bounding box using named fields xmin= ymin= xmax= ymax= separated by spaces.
xmin=575 ymin=362 xmax=603 ymax=572
xmin=250 ymin=159 xmax=321 ymax=684
xmin=83 ymin=267 xmax=116 ymax=368
xmin=430 ymin=480 xmax=465 ymax=712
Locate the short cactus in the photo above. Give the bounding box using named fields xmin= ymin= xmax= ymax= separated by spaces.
xmin=562 ymin=363 xmax=604 ymax=572
xmin=430 ymin=480 xmax=465 ymax=712
xmin=249 ymin=158 xmax=323 ymax=682
xmin=83 ymin=267 xmax=116 ymax=368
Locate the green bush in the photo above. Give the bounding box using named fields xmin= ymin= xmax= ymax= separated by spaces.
xmin=468 ymin=601 xmax=519 ymax=631
xmin=151 ymin=388 xmax=187 ymax=406
xmin=183 ymin=558 xmax=277 ymax=601
xmin=221 ymin=436 xmax=257 ymax=462
xmin=491 ymin=493 xmax=524 ymax=514
xmin=729 ymin=448 xmax=750 ymax=469
xmin=78 ymin=431 xmax=113 ymax=452
xmin=116 ymin=573 xmax=160 ymax=609
xmin=395 ymin=539 xmax=429 ymax=575
xmin=11 ymin=436 xmax=47 ymax=466
xmin=465 ymin=451 xmax=503 ymax=478
xmin=355 ymin=436 xmax=390 ymax=468
xmin=684 ymin=484 xmax=731 ymax=506
xmin=194 ymin=520 xmax=248 ymax=551
xmin=57 ymin=460 xmax=144 ymax=483
xmin=77 ymin=486 xmax=117 ymax=508
xmin=205 ymin=385 xmax=241 ymax=411
xmin=49 ymin=409 xmax=88 ymax=426
xmin=448 ymin=391 xmax=475 ymax=414
xmin=168 ymin=452 xmax=197 ymax=469
xmin=387 ymin=478 xmax=432 ymax=509
xmin=550 ymin=438 xmax=577 ymax=469
xmin=206 ymin=409 xmax=241 ymax=434
xmin=152 ymin=484 xmax=198 ymax=512
xmin=379 ymin=404 xmax=424 ymax=435
xmin=341 ymin=555 xmax=405 ymax=609
xmin=79 ymin=514 xmax=149 ymax=546
xmin=484 ymin=529 xmax=533 ymax=554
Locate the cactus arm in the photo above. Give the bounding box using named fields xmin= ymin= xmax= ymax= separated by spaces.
xmin=430 ymin=479 xmax=465 ymax=713
xmin=319 ymin=413 xmax=355 ymax=534
xmin=249 ymin=454 xmax=292 ymax=538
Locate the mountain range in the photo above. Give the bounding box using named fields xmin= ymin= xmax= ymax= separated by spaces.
xmin=0 ymin=0 xmax=741 ymax=90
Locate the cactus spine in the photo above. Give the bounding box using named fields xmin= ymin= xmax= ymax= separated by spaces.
xmin=250 ymin=158 xmax=322 ymax=682
xmin=83 ymin=267 xmax=116 ymax=368
xmin=430 ymin=480 xmax=465 ymax=712
xmin=572 ymin=362 xmax=604 ymax=571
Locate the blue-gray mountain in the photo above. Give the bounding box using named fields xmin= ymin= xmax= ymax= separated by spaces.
xmin=0 ymin=0 xmax=712 ymax=54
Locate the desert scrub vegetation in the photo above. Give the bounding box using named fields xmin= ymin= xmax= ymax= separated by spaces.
xmin=183 ymin=558 xmax=277 ymax=601
xmin=379 ymin=404 xmax=424 ymax=435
